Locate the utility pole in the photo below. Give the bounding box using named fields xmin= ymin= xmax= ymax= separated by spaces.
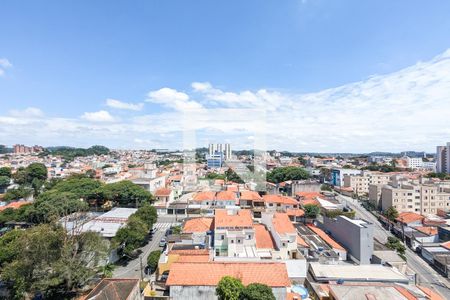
xmin=139 ymin=255 xmax=144 ymax=281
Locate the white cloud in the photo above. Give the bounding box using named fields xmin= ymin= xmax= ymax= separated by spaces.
xmin=106 ymin=98 xmax=144 ymax=111
xmin=81 ymin=110 xmax=115 ymax=122
xmin=2 ymin=49 xmax=450 ymax=152
xmin=9 ymin=107 xmax=44 ymax=118
xmin=146 ymin=87 xmax=203 ymax=111
xmin=0 ymin=58 xmax=12 ymax=77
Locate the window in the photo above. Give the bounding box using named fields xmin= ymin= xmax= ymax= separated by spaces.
xmin=221 ymin=235 xmax=225 ymax=240
xmin=247 ymin=235 xmax=251 ymax=240
xmin=231 ymin=240 xmax=234 ymax=244
xmin=237 ymin=239 xmax=241 ymax=243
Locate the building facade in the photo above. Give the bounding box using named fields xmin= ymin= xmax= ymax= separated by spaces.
xmin=437 ymin=142 xmax=450 ymax=174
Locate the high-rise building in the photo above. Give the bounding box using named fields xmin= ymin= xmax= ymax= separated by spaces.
xmin=208 ymin=143 xmax=232 ymax=160
xmin=436 ymin=142 xmax=450 ymax=174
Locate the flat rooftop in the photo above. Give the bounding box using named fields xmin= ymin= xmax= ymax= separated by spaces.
xmin=309 ymin=263 xmax=409 ymax=283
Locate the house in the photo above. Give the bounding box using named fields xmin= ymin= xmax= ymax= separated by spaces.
xmin=262 ymin=195 xmax=299 ymax=212
xmin=154 ymin=187 xmax=174 ymax=204
xmin=253 ymin=223 xmax=276 ymax=259
xmin=261 ymin=212 xmax=299 ymax=259
xmin=214 ymin=209 xmax=256 ymax=258
xmin=166 ymin=262 xmax=291 ymax=300
xmin=83 ymin=278 xmax=141 ymax=300
xmin=215 ymin=190 xmax=238 ymax=207
xmin=158 ymin=249 xmax=211 ymax=277
xmin=182 ymin=217 xmax=214 ymax=246
xmin=306 ymin=225 xmax=347 ymax=261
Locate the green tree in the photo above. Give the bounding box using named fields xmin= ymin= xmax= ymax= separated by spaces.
xmin=0 ymin=166 xmax=12 ymax=177
xmin=25 ymin=162 xmax=48 ymax=182
xmin=385 ymin=236 xmax=406 ymax=259
xmin=0 ymin=223 xmax=108 ymax=299
xmin=0 ymin=175 xmax=10 ymax=188
xmin=216 ymin=276 xmax=244 ymax=300
xmin=3 ymin=186 xmax=33 ymax=202
xmin=240 ymin=283 xmax=275 ymax=300
xmin=134 ymin=203 xmax=158 ymax=228
xmin=101 ymin=180 xmax=154 ymax=207
xmin=225 ymin=168 xmax=244 ymax=183
xmin=320 ymin=184 xmax=332 ymax=192
xmin=303 ymin=204 xmax=320 ymax=219
xmin=100 ymin=263 xmax=115 ymax=278
xmin=52 ymin=177 xmax=103 ymax=200
xmin=384 ymin=206 xmax=399 ymax=222
xmin=113 ymin=215 xmax=149 ymax=255
xmin=31 ymin=190 xmax=88 ymax=223
xmin=147 ymin=250 xmax=161 ymax=273
xmin=266 ymin=166 xmax=310 ymax=183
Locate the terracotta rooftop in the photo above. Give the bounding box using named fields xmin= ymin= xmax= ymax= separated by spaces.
xmin=273 ymin=212 xmax=296 ymax=235
xmin=296 ymin=235 xmax=309 ymax=248
xmin=254 ymin=224 xmax=276 ymax=249
xmin=396 ymin=212 xmax=425 ymax=224
xmin=307 ymin=224 xmax=345 ymax=251
xmin=84 ymin=278 xmax=139 ymax=300
xmin=415 ymin=226 xmax=438 ymax=236
xmin=442 ymin=241 xmax=450 ymax=250
xmin=216 ymin=190 xmax=237 ymax=201
xmin=166 ymin=262 xmax=290 ymax=287
xmin=154 ymin=187 xmax=172 ymax=197
xmin=193 ymin=191 xmax=216 ymax=202
xmin=296 ymin=191 xmax=322 ymax=199
xmin=183 ymin=217 xmax=214 ymax=233
xmin=0 ymin=200 xmax=32 ymax=211
xmin=263 ymin=194 xmax=298 ymax=205
xmin=240 ymin=190 xmax=262 ymax=201
xmin=215 ymin=209 xmax=253 ymax=228
xmin=286 ymin=208 xmax=305 ymax=217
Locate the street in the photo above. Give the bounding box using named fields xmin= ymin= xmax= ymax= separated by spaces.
xmin=336 ymin=194 xmax=450 ymax=299
xmin=112 ymin=216 xmax=179 ymax=279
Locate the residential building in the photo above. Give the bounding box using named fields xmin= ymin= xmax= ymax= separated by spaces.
xmin=166 ymin=262 xmax=290 ymax=300
xmin=436 ymin=142 xmax=450 ymax=173
xmin=84 ymin=278 xmax=141 ymax=300
xmin=405 ymin=156 xmax=424 ymax=169
xmin=323 ymin=216 xmax=374 ymax=264
xmin=343 ymin=171 xmax=392 ymax=197
xmin=261 ymin=212 xmax=299 ymax=259
xmin=208 ymin=143 xmax=232 ymax=160
xmin=380 ymin=181 xmax=450 ymax=214
xmin=214 ymin=209 xmax=256 ymax=258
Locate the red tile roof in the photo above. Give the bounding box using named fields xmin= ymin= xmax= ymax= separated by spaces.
xmin=215 ymin=209 xmax=253 ymax=228
xmin=441 ymin=241 xmax=450 ymax=250
xmin=263 ymin=194 xmax=298 ymax=205
xmin=240 ymin=191 xmax=262 ymax=201
xmin=396 ymin=212 xmax=424 ymax=224
xmin=166 ymin=262 xmax=290 ymax=287
xmin=415 ymin=226 xmax=438 ymax=236
xmin=296 ymin=192 xmax=322 ymax=199
xmin=216 ymin=190 xmax=237 ymax=201
xmin=0 ymin=201 xmax=32 ymax=211
xmin=254 ymin=224 xmax=275 ymax=249
xmin=193 ymin=191 xmax=216 ymax=202
xmin=307 ymin=224 xmax=345 ymax=251
xmin=296 ymin=235 xmax=309 ymax=248
xmin=286 ymin=208 xmax=305 ymax=217
xmin=273 ymin=212 xmax=296 ymax=235
xmin=183 ymin=217 xmax=213 ymax=233
xmin=154 ymin=188 xmax=172 ymax=197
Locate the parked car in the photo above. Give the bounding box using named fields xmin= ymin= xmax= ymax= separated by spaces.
xmin=159 ymin=238 xmax=166 ymax=247
xmin=160 ymin=271 xmax=169 ymax=282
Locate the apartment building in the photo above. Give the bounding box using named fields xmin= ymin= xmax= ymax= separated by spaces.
xmin=208 ymin=143 xmax=232 ymax=160
xmin=343 ymin=171 xmax=392 ymax=197
xmin=261 ymin=212 xmax=299 ymax=259
xmin=436 ymin=142 xmax=450 ymax=174
xmin=214 ymin=209 xmax=257 ymax=258
xmin=381 ymin=181 xmax=450 ymax=215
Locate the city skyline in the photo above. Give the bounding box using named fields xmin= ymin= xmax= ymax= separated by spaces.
xmin=2 ymin=1 xmax=450 ymax=152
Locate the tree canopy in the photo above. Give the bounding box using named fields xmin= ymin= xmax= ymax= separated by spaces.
xmin=147 ymin=250 xmax=161 ymax=273
xmin=240 ymin=283 xmax=275 ymax=300
xmin=101 ymin=180 xmax=154 ymax=207
xmin=384 ymin=206 xmax=399 ymax=222
xmin=0 ymin=166 xmax=12 ymax=177
xmin=0 ymin=224 xmax=108 ymax=299
xmin=303 ymin=204 xmax=320 ymax=219
xmin=266 ymin=166 xmax=310 ymax=183
xmin=216 ymin=276 xmax=244 ymax=300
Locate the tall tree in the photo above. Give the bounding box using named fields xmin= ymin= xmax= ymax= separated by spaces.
xmin=216 ymin=276 xmax=244 ymax=300
xmin=241 ymin=283 xmax=275 ymax=300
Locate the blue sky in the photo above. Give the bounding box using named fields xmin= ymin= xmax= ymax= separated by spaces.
xmin=1 ymin=0 xmax=450 ymax=152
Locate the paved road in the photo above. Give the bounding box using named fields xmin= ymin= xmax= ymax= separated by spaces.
xmin=112 ymin=221 xmax=175 ymax=279
xmin=336 ymin=194 xmax=450 ymax=299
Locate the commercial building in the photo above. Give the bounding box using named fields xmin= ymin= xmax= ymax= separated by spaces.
xmin=331 ymin=168 xmax=361 ymax=187
xmin=323 ymin=216 xmax=374 ymax=264
xmin=436 ymin=142 xmax=450 ymax=174
xmin=208 ymin=143 xmax=232 ymax=160
xmin=206 ymin=152 xmax=223 ymax=169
